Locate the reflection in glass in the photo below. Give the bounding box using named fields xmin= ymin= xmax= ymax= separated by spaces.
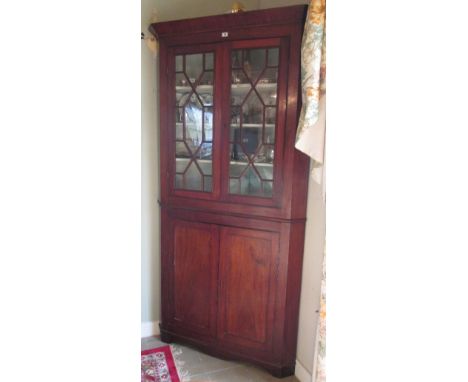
xmin=185 ymin=54 xmax=203 ymax=83
xmin=174 ymin=51 xmax=215 ymax=192
xmin=203 ymin=107 xmax=213 ymax=143
xmin=229 ymin=46 xmax=279 ymax=197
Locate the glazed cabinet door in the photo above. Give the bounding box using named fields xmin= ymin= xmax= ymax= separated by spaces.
xmin=218 ymin=226 xmax=279 ymax=352
xmin=167 ymin=44 xmax=223 ymax=200
xmin=221 ymin=38 xmax=288 ymax=207
xmin=165 ymin=218 xmax=219 ymax=338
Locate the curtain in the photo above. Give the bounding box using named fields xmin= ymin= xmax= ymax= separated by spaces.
xmin=295 ymin=1 xmax=326 ymax=382
xmin=312 ymin=250 xmax=326 ymax=382
xmin=295 ymin=0 xmax=326 ymax=185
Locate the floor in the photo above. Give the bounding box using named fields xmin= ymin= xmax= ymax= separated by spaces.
xmin=141 ymin=336 xmax=299 ymax=382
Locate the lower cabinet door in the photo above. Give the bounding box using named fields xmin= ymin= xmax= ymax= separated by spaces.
xmin=218 ymin=226 xmax=279 ymax=352
xmin=169 ymin=219 xmax=218 ymax=337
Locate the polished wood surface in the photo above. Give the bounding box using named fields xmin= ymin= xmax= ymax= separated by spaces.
xmin=152 ymin=6 xmax=309 ymax=221
xmin=150 ymin=5 xmax=306 ymax=39
xmin=173 ymin=221 xmax=218 ymax=337
xmin=150 ymin=5 xmax=309 ymax=377
xmin=218 ymin=227 xmax=278 ymax=351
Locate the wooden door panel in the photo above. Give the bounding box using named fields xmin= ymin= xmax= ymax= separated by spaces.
xmin=171 ymin=220 xmax=218 ymax=336
xmin=218 ymin=227 xmax=279 ymax=351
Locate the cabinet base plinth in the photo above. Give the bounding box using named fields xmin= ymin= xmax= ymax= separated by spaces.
xmin=159 ymin=327 xmax=295 ymax=378
xmin=159 ymin=327 xmax=174 ymax=344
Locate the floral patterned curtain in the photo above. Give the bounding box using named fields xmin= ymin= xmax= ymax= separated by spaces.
xmin=295 ymin=0 xmax=326 ymax=185
xmin=312 ymin=250 xmax=326 ymax=382
xmin=296 ymin=1 xmax=326 ymax=382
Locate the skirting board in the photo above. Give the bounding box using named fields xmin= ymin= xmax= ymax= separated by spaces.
xmin=141 ymin=321 xmax=160 ymax=338
xmin=295 ymin=359 xmax=312 ymax=382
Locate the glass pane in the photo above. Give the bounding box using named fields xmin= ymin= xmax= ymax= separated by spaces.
xmin=175 ymin=107 xmax=183 ymax=124
xmin=175 ymin=122 xmax=183 ymax=140
xmin=184 ymin=94 xmax=203 ymax=154
xmin=231 ymin=50 xmax=242 ymax=68
xmin=255 ymin=163 xmax=274 ymax=181
xmin=175 ymin=174 xmax=183 ymax=188
xmin=183 ymin=161 xmax=203 ymax=191
xmin=198 ymin=71 xmax=214 ymax=87
xmin=174 ymin=51 xmax=215 ymax=193
xmin=231 ymin=85 xmax=250 ymax=106
xmin=230 ymin=162 xmax=248 ymax=178
xmin=175 ymin=55 xmax=183 ymax=72
xmin=260 ymin=67 xmax=278 ymax=84
xmin=185 ymin=54 xmax=203 ymax=84
xmin=242 ymin=92 xmax=263 ymax=126
xmin=230 ymin=141 xmax=248 ymax=162
xmin=243 ymin=49 xmax=266 ymax=84
xmin=205 ymin=53 xmax=214 ymax=70
xmin=254 ymin=149 xmax=274 ymax=180
xmin=197 ymin=74 xmax=213 ymax=106
xmin=229 ymin=46 xmax=278 ymax=198
xmin=229 ymin=178 xmax=240 ymax=194
xmin=240 ymin=127 xmax=260 ymax=157
xmin=176 ymin=73 xmax=189 ymax=88
xmin=263 ymin=181 xmax=273 ymax=197
xmin=267 ymin=48 xmax=279 ymax=67
xmin=231 ymin=69 xmax=249 ymax=85
xmin=175 ymin=142 xmax=191 ymax=158
xmin=203 ymin=107 xmax=213 ymax=142
xmin=264 ymin=119 xmax=275 ymax=144
xmin=198 ymin=152 xmax=212 ymax=174
xmin=230 ymin=112 xmax=241 ymax=142
xmin=253 ymin=145 xmax=269 ymax=164
xmin=239 ymin=166 xmax=261 ymax=195
xmin=257 ymin=69 xmax=278 ymax=106
xmin=176 ymin=91 xmax=191 ymax=106
xmin=175 ymin=158 xmax=190 ymax=174
xmin=198 ymin=142 xmax=213 ymax=162
xmin=203 ymin=176 xmax=212 ymax=192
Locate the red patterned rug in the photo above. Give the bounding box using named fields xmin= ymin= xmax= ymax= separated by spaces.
xmin=141 ymin=345 xmax=181 ymax=382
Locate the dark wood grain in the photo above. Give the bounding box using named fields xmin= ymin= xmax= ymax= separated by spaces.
xmin=150 ymin=5 xmax=307 ymax=39
xmin=172 ymin=221 xmax=218 ymax=336
xmin=152 ymin=5 xmax=309 ymax=378
xmin=218 ymin=227 xmax=278 ymax=351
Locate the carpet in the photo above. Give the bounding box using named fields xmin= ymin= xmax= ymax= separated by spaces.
xmin=141 ymin=345 xmax=183 ymax=382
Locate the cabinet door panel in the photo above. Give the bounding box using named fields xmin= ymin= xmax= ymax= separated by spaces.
xmin=221 ymin=37 xmax=288 ymax=208
xmin=218 ymin=227 xmax=279 ymax=351
xmin=168 ymin=44 xmax=223 ymax=201
xmin=171 ymin=220 xmax=218 ymax=336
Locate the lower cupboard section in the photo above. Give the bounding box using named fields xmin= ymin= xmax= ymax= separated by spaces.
xmin=160 ymin=211 xmax=305 ymax=377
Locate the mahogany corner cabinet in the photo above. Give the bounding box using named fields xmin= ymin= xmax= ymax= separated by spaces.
xmin=149 ymin=5 xmax=310 ymax=378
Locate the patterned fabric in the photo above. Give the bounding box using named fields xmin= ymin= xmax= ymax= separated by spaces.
xmin=297 ymin=2 xmax=326 ymax=382
xmin=313 ymin=250 xmax=326 ymax=382
xmin=295 ymin=0 xmax=326 ymax=184
xmin=141 ymin=346 xmax=181 ymax=382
